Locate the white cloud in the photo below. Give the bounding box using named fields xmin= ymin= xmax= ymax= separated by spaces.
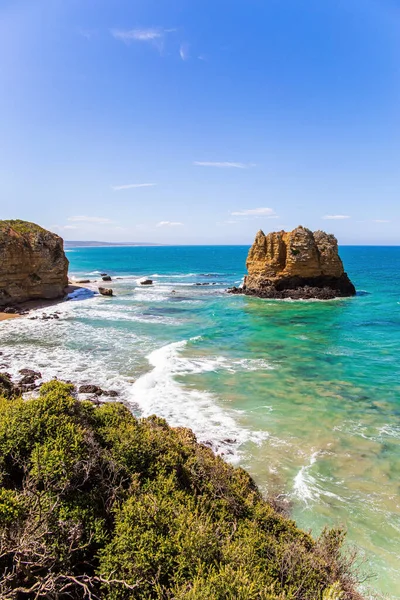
xmin=111 ymin=28 xmax=164 ymax=42
xmin=372 ymin=219 xmax=390 ymax=223
xmin=156 ymin=221 xmax=184 ymax=227
xmin=111 ymin=183 xmax=156 ymax=191
xmin=231 ymin=207 xmax=277 ymax=217
xmin=193 ymin=161 xmax=254 ymax=169
xmin=51 ymin=225 xmax=79 ymax=231
xmin=322 ymin=215 xmax=351 ymax=220
xmin=180 ymin=43 xmax=189 ymax=61
xmin=68 ymin=216 xmax=113 ymax=224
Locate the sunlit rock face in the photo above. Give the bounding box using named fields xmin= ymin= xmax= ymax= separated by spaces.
xmin=233 ymin=226 xmax=356 ymax=300
xmin=0 ymin=220 xmax=69 ymax=306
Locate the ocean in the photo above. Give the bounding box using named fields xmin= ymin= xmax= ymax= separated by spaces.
xmin=0 ymin=245 xmax=399 ymax=598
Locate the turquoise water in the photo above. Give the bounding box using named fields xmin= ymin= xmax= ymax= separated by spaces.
xmin=0 ymin=245 xmax=399 ymax=598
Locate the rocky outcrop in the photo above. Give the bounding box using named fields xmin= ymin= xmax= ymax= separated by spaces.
xmin=98 ymin=287 xmax=113 ymax=296
xmin=230 ymin=226 xmax=355 ymax=300
xmin=0 ymin=220 xmax=69 ymax=306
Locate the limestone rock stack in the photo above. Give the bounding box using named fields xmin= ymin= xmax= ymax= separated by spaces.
xmin=232 ymin=226 xmax=355 ymax=299
xmin=0 ymin=220 xmax=69 ymax=306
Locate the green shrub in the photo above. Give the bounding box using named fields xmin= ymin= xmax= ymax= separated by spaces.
xmin=0 ymin=381 xmax=363 ymax=599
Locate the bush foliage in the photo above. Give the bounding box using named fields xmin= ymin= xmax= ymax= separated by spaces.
xmin=0 ymin=381 xmax=363 ymax=599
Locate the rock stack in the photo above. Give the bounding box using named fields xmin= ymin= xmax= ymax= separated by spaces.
xmin=230 ymin=226 xmax=355 ymax=300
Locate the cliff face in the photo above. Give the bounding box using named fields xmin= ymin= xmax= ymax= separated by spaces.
xmin=238 ymin=226 xmax=355 ymax=299
xmin=0 ymin=220 xmax=69 ymax=306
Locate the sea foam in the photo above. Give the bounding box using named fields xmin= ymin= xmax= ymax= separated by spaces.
xmin=128 ymin=339 xmax=269 ymax=460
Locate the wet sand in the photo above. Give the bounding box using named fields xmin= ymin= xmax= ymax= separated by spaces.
xmin=0 ymin=313 xmax=20 ymax=321
xmin=0 ymin=286 xmax=82 ymax=322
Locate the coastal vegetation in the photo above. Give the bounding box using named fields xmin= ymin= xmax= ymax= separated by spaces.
xmin=0 ymin=220 xmax=48 ymax=236
xmin=0 ymin=380 xmax=363 ymax=599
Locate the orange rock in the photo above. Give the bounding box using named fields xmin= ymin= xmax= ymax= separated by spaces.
xmin=0 ymin=220 xmax=69 ymax=306
xmin=238 ymin=226 xmax=355 ymax=299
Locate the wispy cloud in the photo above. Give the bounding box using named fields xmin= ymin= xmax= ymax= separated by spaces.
xmin=372 ymin=219 xmax=391 ymax=223
xmin=111 ymin=28 xmax=164 ymax=43
xmin=111 ymin=183 xmax=156 ymax=191
xmin=156 ymin=221 xmax=184 ymax=227
xmin=231 ymin=207 xmax=277 ymax=217
xmin=68 ymin=216 xmax=113 ymax=224
xmin=51 ymin=225 xmax=79 ymax=231
xmin=180 ymin=43 xmax=189 ymax=61
xmin=322 ymin=215 xmax=351 ymax=220
xmin=194 ymin=161 xmax=254 ymax=169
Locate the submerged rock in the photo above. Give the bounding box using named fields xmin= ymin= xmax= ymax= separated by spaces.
xmin=79 ymin=384 xmax=103 ymax=396
xmin=140 ymin=279 xmax=153 ymax=285
xmin=102 ymin=275 xmax=112 ymax=281
xmin=230 ymin=226 xmax=355 ymax=300
xmin=0 ymin=220 xmax=69 ymax=306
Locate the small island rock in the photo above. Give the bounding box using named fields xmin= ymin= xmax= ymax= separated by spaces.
xmin=98 ymin=287 xmax=113 ymax=296
xmin=231 ymin=226 xmax=355 ymax=300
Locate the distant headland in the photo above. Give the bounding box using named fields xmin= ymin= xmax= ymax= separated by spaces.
xmin=65 ymin=240 xmax=162 ymax=248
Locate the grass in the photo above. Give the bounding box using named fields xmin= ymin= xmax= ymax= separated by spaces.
xmin=0 ymin=219 xmax=49 ymax=237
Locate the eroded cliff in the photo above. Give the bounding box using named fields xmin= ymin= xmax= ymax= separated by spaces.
xmin=232 ymin=226 xmax=355 ymax=299
xmin=0 ymin=220 xmax=69 ymax=306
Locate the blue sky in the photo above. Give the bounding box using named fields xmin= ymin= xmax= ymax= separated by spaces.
xmin=1 ymin=0 xmax=400 ymax=244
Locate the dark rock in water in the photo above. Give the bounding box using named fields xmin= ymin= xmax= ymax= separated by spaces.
xmin=222 ymin=438 xmax=237 ymax=445
xmin=37 ymin=312 xmax=60 ymax=320
xmin=19 ymin=369 xmax=42 ymax=389
xmin=203 ymin=440 xmax=214 ymax=448
xmin=19 ymin=369 xmax=42 ymax=379
xmin=98 ymin=287 xmax=113 ymax=297
xmin=100 ymin=273 xmax=108 ymax=277
xmin=74 ymin=279 xmax=90 ymax=284
xmin=102 ymin=275 xmax=112 ymax=282
xmin=3 ymin=306 xmax=18 ymax=314
xmin=105 ymin=390 xmax=119 ymax=397
xmin=20 ymin=375 xmax=40 ymax=385
xmin=79 ymin=384 xmax=103 ymax=396
xmin=140 ymin=279 xmax=153 ymax=286
xmin=229 ymin=226 xmax=356 ymax=300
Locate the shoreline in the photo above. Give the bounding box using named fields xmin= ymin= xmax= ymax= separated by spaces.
xmin=0 ymin=285 xmax=83 ymax=323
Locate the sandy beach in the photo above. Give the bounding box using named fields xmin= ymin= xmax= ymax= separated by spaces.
xmin=0 ymin=313 xmax=20 ymax=321
xmin=0 ymin=286 xmax=82 ymax=323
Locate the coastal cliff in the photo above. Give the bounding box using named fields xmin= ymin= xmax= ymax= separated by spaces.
xmin=232 ymin=226 xmax=355 ymax=299
xmin=0 ymin=220 xmax=69 ymax=306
